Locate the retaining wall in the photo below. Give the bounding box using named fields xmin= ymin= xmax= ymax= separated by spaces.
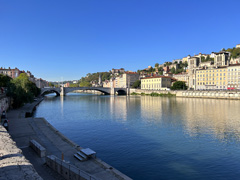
xmin=130 ymin=89 xmax=240 ymax=100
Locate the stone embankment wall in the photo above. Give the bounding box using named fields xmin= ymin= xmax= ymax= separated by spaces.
xmin=0 ymin=125 xmax=42 ymax=180
xmin=130 ymin=89 xmax=240 ymax=100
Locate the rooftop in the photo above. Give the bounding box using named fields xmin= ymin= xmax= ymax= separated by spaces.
xmin=142 ymin=76 xmax=172 ymax=79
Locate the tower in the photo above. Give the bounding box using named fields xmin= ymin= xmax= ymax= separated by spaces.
xmin=98 ymin=73 xmax=102 ymax=87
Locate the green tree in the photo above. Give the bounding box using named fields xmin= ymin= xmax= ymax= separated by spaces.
xmin=69 ymin=83 xmax=79 ymax=87
xmin=148 ymin=67 xmax=154 ymax=72
xmin=6 ymin=73 xmax=40 ymax=108
xmin=79 ymin=81 xmax=91 ymax=87
xmin=131 ymin=80 xmax=141 ymax=88
xmin=201 ymin=56 xmax=206 ymax=62
xmin=48 ymin=82 xmax=54 ymax=87
xmin=170 ymin=81 xmax=187 ymax=90
xmin=0 ymin=74 xmax=12 ymax=87
xmin=171 ymin=67 xmax=176 ymax=74
xmin=155 ymin=63 xmax=159 ymax=68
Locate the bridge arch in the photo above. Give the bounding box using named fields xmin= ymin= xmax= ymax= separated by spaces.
xmin=115 ymin=89 xmax=127 ymax=95
xmin=64 ymin=87 xmax=110 ymax=95
xmin=41 ymin=88 xmax=61 ymax=96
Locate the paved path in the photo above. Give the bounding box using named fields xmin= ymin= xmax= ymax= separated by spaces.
xmin=0 ymin=125 xmax=43 ymax=180
xmin=7 ymin=100 xmax=132 ymax=180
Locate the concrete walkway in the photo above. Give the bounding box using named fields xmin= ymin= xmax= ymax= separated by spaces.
xmin=7 ymin=100 xmax=132 ymax=180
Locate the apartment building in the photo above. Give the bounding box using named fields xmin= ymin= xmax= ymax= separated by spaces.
xmin=227 ymin=64 xmax=240 ymax=90
xmin=0 ymin=67 xmax=22 ymax=79
xmin=196 ymin=67 xmax=227 ymax=90
xmin=141 ymin=76 xmax=172 ymax=90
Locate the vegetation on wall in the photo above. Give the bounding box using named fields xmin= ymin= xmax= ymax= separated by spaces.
xmin=131 ymin=80 xmax=141 ymax=88
xmin=170 ymin=81 xmax=187 ymax=90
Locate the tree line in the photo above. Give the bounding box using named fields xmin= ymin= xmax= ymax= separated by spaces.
xmin=0 ymin=73 xmax=40 ymax=108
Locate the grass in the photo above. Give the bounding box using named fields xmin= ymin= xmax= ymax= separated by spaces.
xmin=131 ymin=92 xmax=175 ymax=97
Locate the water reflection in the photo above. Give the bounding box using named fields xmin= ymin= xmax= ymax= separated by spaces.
xmin=36 ymin=94 xmax=240 ymax=180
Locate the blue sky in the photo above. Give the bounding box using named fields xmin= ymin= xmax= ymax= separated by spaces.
xmin=0 ymin=0 xmax=240 ymax=81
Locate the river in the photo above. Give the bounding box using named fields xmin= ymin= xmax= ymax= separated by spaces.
xmin=34 ymin=93 xmax=240 ymax=180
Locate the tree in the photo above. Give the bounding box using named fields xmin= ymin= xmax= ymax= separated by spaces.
xmin=155 ymin=63 xmax=159 ymax=68
xmin=48 ymin=82 xmax=54 ymax=87
xmin=148 ymin=67 xmax=154 ymax=72
xmin=201 ymin=56 xmax=206 ymax=62
xmin=171 ymin=67 xmax=176 ymax=74
xmin=79 ymin=81 xmax=91 ymax=87
xmin=6 ymin=73 xmax=40 ymax=108
xmin=69 ymin=83 xmax=79 ymax=87
xmin=131 ymin=80 xmax=141 ymax=88
xmin=170 ymin=81 xmax=187 ymax=90
xmin=0 ymin=74 xmax=12 ymax=87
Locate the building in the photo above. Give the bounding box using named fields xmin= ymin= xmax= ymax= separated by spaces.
xmin=141 ymin=76 xmax=172 ymax=90
xmin=111 ymin=68 xmax=125 ymax=75
xmin=116 ymin=72 xmax=140 ymax=88
xmin=236 ymin=44 xmax=240 ymax=48
xmin=214 ymin=51 xmax=230 ymax=67
xmin=64 ymin=82 xmax=70 ymax=87
xmin=163 ymin=66 xmax=169 ymax=73
xmin=172 ymin=59 xmax=182 ymax=64
xmin=182 ymin=56 xmax=190 ymax=63
xmin=36 ymin=78 xmax=49 ymax=88
xmin=173 ymin=72 xmax=189 ymax=86
xmin=196 ymin=67 xmax=227 ymax=90
xmin=0 ymin=67 xmax=22 ymax=79
xmin=188 ymin=57 xmax=200 ymax=90
xmin=199 ymin=61 xmax=213 ymax=69
xmin=103 ymin=80 xmax=111 ymax=88
xmin=169 ymin=63 xmax=180 ymax=71
xmin=227 ymin=64 xmax=240 ymax=90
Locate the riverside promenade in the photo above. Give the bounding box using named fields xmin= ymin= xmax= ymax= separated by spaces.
xmin=7 ymin=98 xmax=132 ymax=180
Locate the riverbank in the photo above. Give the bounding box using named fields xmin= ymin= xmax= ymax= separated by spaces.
xmin=7 ymin=97 xmax=132 ymax=180
xmin=130 ymin=89 xmax=240 ymax=100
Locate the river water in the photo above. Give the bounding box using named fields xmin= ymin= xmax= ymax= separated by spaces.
xmin=34 ymin=93 xmax=240 ymax=180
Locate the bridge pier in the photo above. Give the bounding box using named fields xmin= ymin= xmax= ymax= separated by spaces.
xmin=60 ymin=86 xmax=65 ymax=96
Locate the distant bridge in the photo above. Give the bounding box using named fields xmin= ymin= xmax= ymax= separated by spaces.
xmin=41 ymin=87 xmax=128 ymax=96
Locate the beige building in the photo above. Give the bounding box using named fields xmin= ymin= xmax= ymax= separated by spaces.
xmin=115 ymin=72 xmax=139 ymax=88
xmin=103 ymin=80 xmax=111 ymax=88
xmin=173 ymin=73 xmax=189 ymax=86
xmin=227 ymin=64 xmax=240 ymax=90
xmin=141 ymin=76 xmax=172 ymax=90
xmin=196 ymin=67 xmax=227 ymax=90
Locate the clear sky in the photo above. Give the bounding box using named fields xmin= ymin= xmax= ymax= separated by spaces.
xmin=0 ymin=0 xmax=240 ymax=81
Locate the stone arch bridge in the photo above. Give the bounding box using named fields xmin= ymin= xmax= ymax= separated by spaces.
xmin=41 ymin=87 xmax=128 ymax=96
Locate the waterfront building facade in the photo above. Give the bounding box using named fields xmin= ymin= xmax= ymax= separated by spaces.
xmin=196 ymin=67 xmax=227 ymax=90
xmin=141 ymin=76 xmax=172 ymax=90
xmin=227 ymin=64 xmax=240 ymax=90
